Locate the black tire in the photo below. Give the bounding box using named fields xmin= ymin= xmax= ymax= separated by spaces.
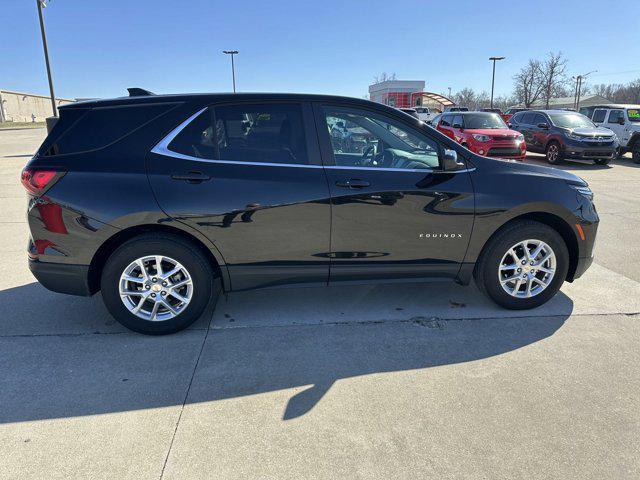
xmin=545 ymin=141 xmax=564 ymax=165
xmin=594 ymin=158 xmax=610 ymax=166
xmin=474 ymin=220 xmax=569 ymax=310
xmin=632 ymin=143 xmax=640 ymax=164
xmin=101 ymin=233 xmax=214 ymax=335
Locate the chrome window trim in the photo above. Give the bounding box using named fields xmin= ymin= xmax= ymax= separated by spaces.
xmin=151 ymin=107 xmax=474 ymax=173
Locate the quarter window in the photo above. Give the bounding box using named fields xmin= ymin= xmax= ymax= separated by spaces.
xmin=167 ymin=103 xmax=309 ymax=165
xmin=322 ymin=107 xmax=441 ymax=170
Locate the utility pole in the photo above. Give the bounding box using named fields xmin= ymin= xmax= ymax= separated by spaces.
xmin=36 ymin=0 xmax=57 ymax=117
xmin=574 ymin=70 xmax=597 ymax=111
xmin=489 ymin=57 xmax=505 ymax=109
xmin=448 ymin=86 xmax=452 ymax=98
xmin=223 ymin=50 xmax=239 ymax=93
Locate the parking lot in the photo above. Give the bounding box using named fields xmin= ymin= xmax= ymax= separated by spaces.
xmin=1 ymin=128 xmax=639 ymax=479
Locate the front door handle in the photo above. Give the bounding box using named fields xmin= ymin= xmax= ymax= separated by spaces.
xmin=335 ymin=179 xmax=370 ymax=189
xmin=170 ymin=171 xmax=211 ymax=184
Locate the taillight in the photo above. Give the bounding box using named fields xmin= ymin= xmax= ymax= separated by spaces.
xmin=21 ymin=168 xmax=60 ymax=195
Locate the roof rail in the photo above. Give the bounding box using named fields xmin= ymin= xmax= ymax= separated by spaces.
xmin=127 ymin=87 xmax=156 ymax=97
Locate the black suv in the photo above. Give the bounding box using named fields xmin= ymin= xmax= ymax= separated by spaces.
xmin=24 ymin=90 xmax=598 ymax=334
xmin=509 ymin=109 xmax=618 ymax=165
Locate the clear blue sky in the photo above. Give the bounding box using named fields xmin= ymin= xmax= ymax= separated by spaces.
xmin=2 ymin=0 xmax=640 ymax=100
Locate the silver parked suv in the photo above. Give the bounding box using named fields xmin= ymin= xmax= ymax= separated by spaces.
xmin=581 ymin=105 xmax=640 ymax=163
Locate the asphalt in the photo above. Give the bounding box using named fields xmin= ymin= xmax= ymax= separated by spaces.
xmin=1 ymin=128 xmax=638 ymax=479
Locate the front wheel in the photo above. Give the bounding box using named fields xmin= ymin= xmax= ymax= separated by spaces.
xmin=101 ymin=233 xmax=214 ymax=334
xmin=545 ymin=141 xmax=564 ymax=164
xmin=594 ymin=158 xmax=611 ymax=166
xmin=475 ymin=220 xmax=569 ymax=310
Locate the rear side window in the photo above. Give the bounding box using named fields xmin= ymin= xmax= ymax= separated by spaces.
xmin=592 ymin=109 xmax=607 ymax=123
xmin=607 ymin=110 xmax=624 ymax=124
xmin=42 ymin=103 xmax=173 ymax=156
xmin=168 ymin=103 xmax=309 ymax=165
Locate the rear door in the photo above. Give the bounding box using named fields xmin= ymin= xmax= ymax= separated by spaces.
xmin=147 ymin=101 xmax=331 ymax=290
xmin=315 ymin=103 xmax=475 ymax=283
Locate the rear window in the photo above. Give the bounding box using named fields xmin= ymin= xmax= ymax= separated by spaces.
xmin=41 ymin=103 xmax=173 ymax=156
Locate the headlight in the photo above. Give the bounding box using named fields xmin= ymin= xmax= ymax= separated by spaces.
xmin=568 ymin=131 xmax=583 ymax=141
xmin=572 ymin=185 xmax=594 ymax=200
xmin=472 ymin=134 xmax=491 ymax=142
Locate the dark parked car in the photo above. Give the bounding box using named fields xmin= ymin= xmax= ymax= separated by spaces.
xmin=24 ymin=90 xmax=598 ymax=334
xmin=509 ymin=110 xmax=618 ymax=165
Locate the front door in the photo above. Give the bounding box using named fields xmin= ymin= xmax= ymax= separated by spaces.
xmin=605 ymin=109 xmax=626 ymax=145
xmin=315 ymin=103 xmax=475 ymax=283
xmin=147 ymin=101 xmax=331 ymax=290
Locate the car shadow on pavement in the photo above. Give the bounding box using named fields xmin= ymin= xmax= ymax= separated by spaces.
xmin=0 ymin=281 xmax=572 ymax=423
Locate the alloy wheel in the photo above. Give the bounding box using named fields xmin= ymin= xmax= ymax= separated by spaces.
xmin=498 ymin=239 xmax=556 ymax=298
xmin=119 ymin=255 xmax=193 ymax=321
xmin=547 ymin=144 xmax=559 ymax=163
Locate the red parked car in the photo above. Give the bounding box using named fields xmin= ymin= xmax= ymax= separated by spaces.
xmin=435 ymin=111 xmax=526 ymax=160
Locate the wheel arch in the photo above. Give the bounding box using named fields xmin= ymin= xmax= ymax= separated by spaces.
xmin=473 ymin=211 xmax=579 ymax=282
xmin=87 ymin=223 xmax=230 ymax=294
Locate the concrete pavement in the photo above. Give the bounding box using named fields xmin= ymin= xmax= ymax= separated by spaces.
xmin=1 ymin=128 xmax=638 ymax=479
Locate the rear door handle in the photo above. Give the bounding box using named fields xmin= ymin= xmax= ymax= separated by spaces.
xmin=335 ymin=179 xmax=370 ymax=189
xmin=170 ymin=171 xmax=211 ymax=183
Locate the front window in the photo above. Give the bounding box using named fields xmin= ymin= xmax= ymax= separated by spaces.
xmin=547 ymin=113 xmax=595 ymax=129
xmin=628 ymin=109 xmax=640 ymax=122
xmin=592 ymin=109 xmax=607 ymax=123
xmin=462 ymin=113 xmax=507 ymax=129
xmin=323 ymin=107 xmax=441 ymax=170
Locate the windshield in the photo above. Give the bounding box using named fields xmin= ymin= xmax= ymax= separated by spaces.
xmin=463 ymin=113 xmax=507 ymax=129
xmin=548 ymin=113 xmax=595 ymax=129
xmin=628 ymin=109 xmax=640 ymax=122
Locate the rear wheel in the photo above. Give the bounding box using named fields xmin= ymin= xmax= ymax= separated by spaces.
xmin=101 ymin=233 xmax=213 ymax=334
xmin=632 ymin=143 xmax=640 ymax=164
xmin=475 ymin=220 xmax=569 ymax=310
xmin=545 ymin=141 xmax=564 ymax=164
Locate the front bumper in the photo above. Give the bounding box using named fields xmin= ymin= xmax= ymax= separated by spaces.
xmin=29 ymin=259 xmax=93 ymax=296
xmin=563 ymin=140 xmax=617 ymax=160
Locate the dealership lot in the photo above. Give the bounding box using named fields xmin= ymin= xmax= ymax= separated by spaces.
xmin=1 ymin=129 xmax=639 ymax=479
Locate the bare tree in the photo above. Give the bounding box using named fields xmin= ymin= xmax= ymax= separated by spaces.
xmin=539 ymin=52 xmax=569 ymax=108
xmin=373 ymin=72 xmax=397 ymax=83
xmin=513 ymin=60 xmax=544 ymax=107
xmin=453 ymin=87 xmax=476 ymax=108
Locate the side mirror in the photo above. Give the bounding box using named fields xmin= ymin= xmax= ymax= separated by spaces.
xmin=507 ymin=122 xmax=513 ymax=128
xmin=442 ymin=149 xmax=464 ymax=171
xmin=619 ymin=117 xmax=626 ymax=125
xmin=452 ymin=123 xmax=462 ymax=129
xmin=537 ymin=122 xmax=550 ymax=129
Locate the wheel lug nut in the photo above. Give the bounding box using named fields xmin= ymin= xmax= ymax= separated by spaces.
xmin=530 ymin=261 xmax=534 ymax=265
xmin=162 ymin=281 xmax=167 ymax=286
xmin=517 ymin=268 xmax=521 ymax=272
xmin=145 ymin=285 xmax=150 ymax=289
xmin=161 ymin=291 xmax=166 ymax=296
xmin=521 ymin=260 xmax=526 ymax=265
xmin=151 ymin=293 xmax=156 ymax=298
xmin=152 ymin=277 xmax=157 ymax=282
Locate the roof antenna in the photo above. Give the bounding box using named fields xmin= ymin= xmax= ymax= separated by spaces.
xmin=127 ymin=87 xmax=155 ymax=97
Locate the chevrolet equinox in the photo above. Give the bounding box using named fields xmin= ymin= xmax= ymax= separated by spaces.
xmin=24 ymin=90 xmax=598 ymax=334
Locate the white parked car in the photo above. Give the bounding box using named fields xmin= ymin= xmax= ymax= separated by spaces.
xmin=586 ymin=105 xmax=640 ymax=162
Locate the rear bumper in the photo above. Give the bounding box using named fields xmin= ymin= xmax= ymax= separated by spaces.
xmin=29 ymin=259 xmax=93 ymax=296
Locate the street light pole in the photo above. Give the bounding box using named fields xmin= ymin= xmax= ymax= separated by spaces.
xmin=36 ymin=0 xmax=57 ymax=117
xmin=489 ymin=56 xmax=505 ymax=109
xmin=223 ymin=50 xmax=239 ymax=93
